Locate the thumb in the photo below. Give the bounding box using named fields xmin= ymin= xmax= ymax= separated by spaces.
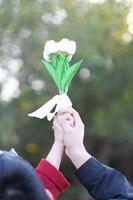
xmin=53 ymin=117 xmax=62 ymax=131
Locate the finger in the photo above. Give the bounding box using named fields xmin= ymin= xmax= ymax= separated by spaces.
xmin=57 ymin=108 xmax=68 ymax=115
xmin=61 ymin=113 xmax=74 ymax=126
xmin=61 ymin=113 xmax=73 ymax=120
xmin=69 ymin=107 xmax=83 ymax=127
xmin=61 ymin=121 xmax=73 ymax=133
xmin=57 ymin=112 xmax=74 ymax=122
xmin=68 ymin=107 xmax=78 ymax=116
xmin=58 ymin=116 xmax=73 ymax=133
xmin=57 ymin=107 xmax=73 ymax=116
xmin=52 ymin=121 xmax=58 ymax=130
xmin=53 ymin=117 xmax=62 ymax=130
xmin=57 ymin=113 xmax=74 ymax=126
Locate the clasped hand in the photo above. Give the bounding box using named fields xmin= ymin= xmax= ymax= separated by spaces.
xmin=52 ymin=107 xmax=91 ymax=169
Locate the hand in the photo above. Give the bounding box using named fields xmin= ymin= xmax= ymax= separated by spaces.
xmin=53 ymin=110 xmax=74 ymax=146
xmin=46 ymin=110 xmax=74 ymax=170
xmin=57 ymin=107 xmax=91 ymax=169
xmin=53 ymin=116 xmax=64 ymax=146
xmin=57 ymin=107 xmax=85 ymax=152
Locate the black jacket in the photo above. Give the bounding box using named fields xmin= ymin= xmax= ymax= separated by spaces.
xmin=75 ymin=157 xmax=133 ymax=200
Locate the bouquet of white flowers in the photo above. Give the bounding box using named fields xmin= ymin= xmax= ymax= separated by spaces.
xmin=28 ymin=38 xmax=82 ymax=121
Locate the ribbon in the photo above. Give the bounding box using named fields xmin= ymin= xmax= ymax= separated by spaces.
xmin=28 ymin=94 xmax=72 ymax=121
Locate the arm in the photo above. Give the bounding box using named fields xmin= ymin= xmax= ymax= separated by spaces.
xmin=57 ymin=107 xmax=133 ymax=200
xmin=57 ymin=108 xmax=91 ymax=169
xmin=75 ymin=156 xmax=133 ymax=200
xmin=35 ymin=159 xmax=69 ymax=200
xmin=45 ymin=143 xmax=64 ymax=170
xmin=35 ymin=117 xmax=71 ymax=199
xmin=46 ymin=113 xmax=74 ymax=169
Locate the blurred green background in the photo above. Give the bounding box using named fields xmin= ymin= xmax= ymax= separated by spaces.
xmin=0 ymin=0 xmax=133 ymax=199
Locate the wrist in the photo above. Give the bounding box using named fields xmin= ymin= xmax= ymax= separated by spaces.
xmin=66 ymin=144 xmax=85 ymax=155
xmin=66 ymin=145 xmax=92 ymax=169
xmin=53 ymin=142 xmax=65 ymax=149
xmin=46 ymin=142 xmax=65 ymax=170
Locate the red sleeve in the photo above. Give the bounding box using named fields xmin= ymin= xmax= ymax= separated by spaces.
xmin=35 ymin=159 xmax=70 ymax=199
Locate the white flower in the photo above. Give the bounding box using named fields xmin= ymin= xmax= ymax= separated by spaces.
xmin=44 ymin=40 xmax=58 ymax=54
xmin=58 ymin=39 xmax=76 ymax=55
xmin=68 ymin=41 xmax=76 ymax=55
xmin=43 ymin=38 xmax=76 ymax=61
xmin=43 ymin=40 xmax=58 ymax=61
xmin=43 ymin=51 xmax=49 ymax=61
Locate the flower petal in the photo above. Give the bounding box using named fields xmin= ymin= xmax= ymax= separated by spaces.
xmin=68 ymin=41 xmax=76 ymax=55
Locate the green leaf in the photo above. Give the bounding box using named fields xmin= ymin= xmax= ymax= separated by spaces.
xmin=42 ymin=59 xmax=58 ymax=88
xmin=56 ymin=55 xmax=67 ymax=92
xmin=51 ymin=54 xmax=57 ymax=70
xmin=64 ymin=56 xmax=69 ymax=74
xmin=62 ymin=60 xmax=83 ymax=92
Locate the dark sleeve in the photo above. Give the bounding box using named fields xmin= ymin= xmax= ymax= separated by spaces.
xmin=75 ymin=157 xmax=133 ymax=200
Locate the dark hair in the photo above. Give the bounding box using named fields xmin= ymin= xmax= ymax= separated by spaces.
xmin=0 ymin=152 xmax=47 ymax=200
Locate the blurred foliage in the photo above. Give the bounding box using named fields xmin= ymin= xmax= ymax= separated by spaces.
xmin=0 ymin=0 xmax=133 ymax=199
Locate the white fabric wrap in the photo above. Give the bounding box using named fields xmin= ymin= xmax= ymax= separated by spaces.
xmin=28 ymin=94 xmax=72 ymax=121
